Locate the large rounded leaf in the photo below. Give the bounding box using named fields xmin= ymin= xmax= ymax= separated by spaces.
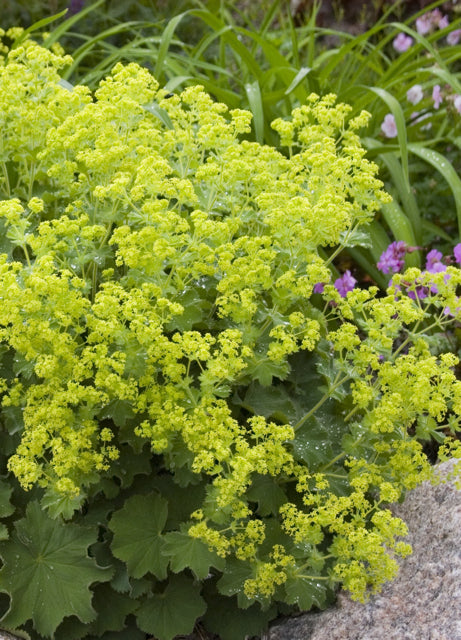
xmin=109 ymin=493 xmax=169 ymax=579
xmin=136 ymin=574 xmax=206 ymax=640
xmin=0 ymin=501 xmax=112 ymax=637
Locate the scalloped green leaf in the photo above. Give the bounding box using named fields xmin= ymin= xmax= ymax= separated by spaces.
xmin=98 ymin=399 xmax=135 ymax=428
xmin=108 ymin=444 xmax=152 ymax=489
xmin=0 ymin=480 xmax=15 ymax=519
xmin=246 ymin=474 xmax=288 ymax=516
xmin=109 ymin=493 xmax=169 ymax=579
xmin=0 ymin=501 xmax=112 ymax=638
xmin=86 ymin=627 xmax=146 ymax=640
xmin=203 ymin=593 xmax=277 ymax=640
xmin=283 ymin=574 xmax=330 ymax=611
xmin=40 ymin=488 xmax=85 ymax=520
xmin=292 ymin=406 xmax=346 ymax=468
xmin=151 ymin=473 xmax=206 ymax=529
xmin=241 ymin=382 xmax=299 ymax=422
xmin=216 ymin=558 xmax=255 ymax=608
xmin=245 ymin=357 xmax=290 ymax=387
xmin=87 ymin=583 xmax=138 ymax=636
xmin=163 ymin=529 xmax=225 ymax=579
xmin=136 ymin=574 xmax=206 ymax=640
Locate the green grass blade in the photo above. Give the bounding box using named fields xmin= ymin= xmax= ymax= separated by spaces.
xmin=62 ymin=22 xmax=152 ymax=80
xmin=189 ymin=10 xmax=262 ymax=78
xmin=164 ymin=75 xmax=194 ymax=92
xmin=154 ymin=12 xmax=190 ymax=82
xmin=425 ymin=65 xmax=461 ymax=94
xmin=380 ymin=200 xmax=419 ymax=263
xmin=258 ymin=0 xmax=284 ymax=37
xmin=191 ymin=25 xmax=234 ymax=62
xmin=43 ymin=0 xmax=105 ymax=48
xmin=364 ymin=138 xmax=421 ymax=244
xmin=421 ymin=219 xmax=453 ymax=243
xmin=382 ymin=155 xmax=421 ymax=244
xmin=284 ymin=67 xmax=312 ymax=96
xmin=287 ymin=3 xmax=301 ymax=68
xmin=245 ymin=81 xmax=264 ymax=143
xmin=14 ymin=10 xmax=69 ymax=46
xmin=408 ymin=143 xmax=461 ymax=241
xmin=367 ymin=219 xmax=395 ymax=260
xmin=361 ymin=86 xmax=409 ymax=191
xmin=317 ymin=22 xmax=386 ymax=85
xmin=142 ymin=103 xmax=174 ymax=130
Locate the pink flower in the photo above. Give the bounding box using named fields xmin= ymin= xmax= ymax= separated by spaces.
xmin=454 ymin=94 xmax=461 ymax=114
xmin=381 ymin=114 xmax=397 ymax=138
xmin=432 ymin=85 xmax=443 ymax=109
xmin=415 ymin=10 xmax=448 ymax=35
xmin=377 ymin=241 xmax=408 ymax=274
xmin=447 ymin=29 xmax=461 ymax=45
xmin=416 ymin=14 xmax=433 ymax=35
xmin=393 ymin=33 xmax=414 ymax=53
xmin=407 ymin=84 xmax=424 ymax=105
xmin=438 ymin=15 xmax=450 ymax=30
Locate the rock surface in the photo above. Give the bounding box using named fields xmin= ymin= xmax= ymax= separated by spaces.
xmin=0 ymin=460 xmax=459 ymax=640
xmin=269 ymin=459 xmax=461 ymax=640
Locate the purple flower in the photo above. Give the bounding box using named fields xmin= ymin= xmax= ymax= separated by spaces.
xmin=444 ymin=300 xmax=461 ymax=317
xmin=408 ymin=286 xmax=429 ymax=300
xmin=377 ymin=241 xmax=408 ymax=274
xmin=313 ymin=283 xmax=325 ymax=294
xmin=393 ymin=33 xmax=414 ymax=53
xmin=407 ymin=84 xmax=424 ymax=105
xmin=447 ymin=29 xmax=461 ymax=45
xmin=425 ymin=249 xmax=446 ymax=273
xmin=453 ymin=243 xmax=461 ymax=265
xmin=381 ymin=114 xmax=397 ymax=138
xmin=334 ymin=270 xmax=356 ymax=298
xmin=432 ymin=85 xmax=443 ymax=109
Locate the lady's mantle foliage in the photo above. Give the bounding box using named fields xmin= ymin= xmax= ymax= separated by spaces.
xmin=0 ymin=34 xmax=460 ymax=640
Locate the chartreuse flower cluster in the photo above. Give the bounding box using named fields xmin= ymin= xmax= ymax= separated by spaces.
xmin=0 ymin=33 xmax=460 ymax=640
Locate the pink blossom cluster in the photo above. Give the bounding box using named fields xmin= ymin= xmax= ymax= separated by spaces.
xmin=315 ymin=243 xmax=461 ymax=308
xmin=377 ymin=241 xmax=410 ymax=274
xmin=381 ymin=82 xmax=461 ymax=138
xmin=415 ymin=9 xmax=449 ymax=36
xmin=378 ymin=242 xmax=461 ymax=311
xmin=393 ymin=9 xmax=459 ymax=53
xmin=377 ymin=242 xmax=461 ymax=277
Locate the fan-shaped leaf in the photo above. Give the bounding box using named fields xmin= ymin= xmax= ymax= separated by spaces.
xmin=109 ymin=493 xmax=169 ymax=579
xmin=163 ymin=530 xmax=225 ymax=579
xmin=136 ymin=575 xmax=206 ymax=640
xmin=0 ymin=501 xmax=111 ymax=637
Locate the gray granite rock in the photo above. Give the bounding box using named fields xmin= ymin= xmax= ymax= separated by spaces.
xmin=0 ymin=631 xmax=24 ymax=640
xmin=1 ymin=461 xmax=459 ymax=640
xmin=269 ymin=459 xmax=461 ymax=640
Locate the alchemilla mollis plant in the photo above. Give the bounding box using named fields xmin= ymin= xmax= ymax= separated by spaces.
xmin=0 ymin=30 xmax=460 ymax=640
